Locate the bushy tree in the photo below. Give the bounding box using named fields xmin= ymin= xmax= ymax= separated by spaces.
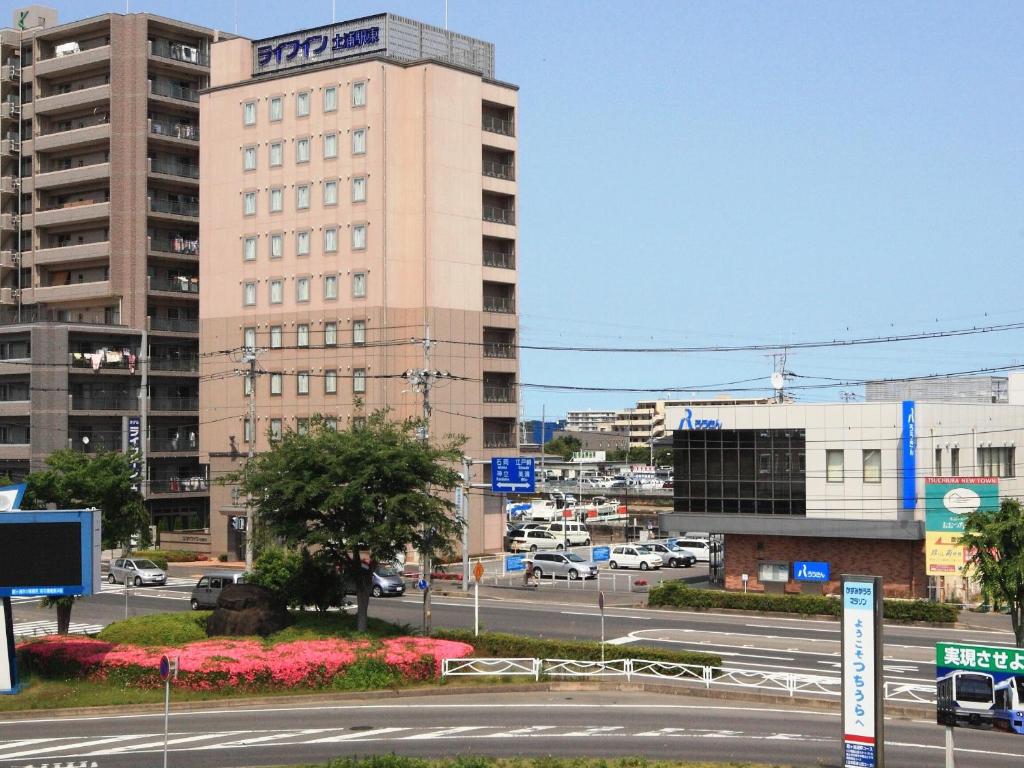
xmin=249 ymin=546 xmax=346 ymax=612
xmin=543 ymin=435 xmax=582 ymax=461
xmin=960 ymin=498 xmax=1024 ymax=647
xmin=228 ymin=412 xmax=463 ymax=631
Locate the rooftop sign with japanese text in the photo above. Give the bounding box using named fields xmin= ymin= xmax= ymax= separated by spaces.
xmin=253 ymin=15 xmax=386 ymax=76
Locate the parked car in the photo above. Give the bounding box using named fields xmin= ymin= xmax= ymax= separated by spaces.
xmin=645 ymin=542 xmax=696 ymax=568
xmin=190 ymin=570 xmax=246 ymax=609
xmin=608 ymin=545 xmax=662 ymax=570
xmin=526 ymin=551 xmax=599 ymax=581
xmin=108 ymin=557 xmax=167 ymax=587
xmin=672 ymin=538 xmax=712 ymax=562
xmin=504 ymin=522 xmax=548 ymax=551
xmin=541 ymin=521 xmax=591 ymax=546
xmin=510 ymin=529 xmax=564 ymax=552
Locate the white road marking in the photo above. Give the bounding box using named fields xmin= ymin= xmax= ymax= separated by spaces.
xmin=306 ymin=727 xmax=409 ymax=743
xmin=85 ymin=730 xmax=251 ymax=755
xmin=0 ymin=733 xmax=143 ymax=759
xmin=400 ymin=726 xmax=486 ymax=739
xmin=208 ymin=728 xmax=337 ymax=748
xmin=562 ymin=611 xmax=650 ymax=620
xmin=12 ymin=620 xmax=104 ymax=638
xmin=745 ymin=623 xmax=838 ymax=634
xmin=605 ymin=635 xmax=635 ymax=645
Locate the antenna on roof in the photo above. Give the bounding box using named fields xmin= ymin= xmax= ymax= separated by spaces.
xmin=445 ymin=0 xmax=449 ymax=30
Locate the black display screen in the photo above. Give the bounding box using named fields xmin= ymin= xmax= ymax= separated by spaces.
xmin=0 ymin=522 xmax=82 ymax=587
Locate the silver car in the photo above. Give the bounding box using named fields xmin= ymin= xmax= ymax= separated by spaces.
xmin=370 ymin=566 xmax=406 ymax=597
xmin=526 ymin=551 xmax=599 ymax=581
xmin=108 ymin=557 xmax=167 ymax=587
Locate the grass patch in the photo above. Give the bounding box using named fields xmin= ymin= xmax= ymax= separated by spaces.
xmin=279 ymin=757 xmax=788 ymax=768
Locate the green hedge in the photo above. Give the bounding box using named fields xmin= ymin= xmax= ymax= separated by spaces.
xmin=96 ymin=612 xmax=210 ymax=646
xmin=132 ymin=549 xmax=205 ymax=568
xmin=647 ymin=581 xmax=958 ymax=623
xmin=433 ymin=628 xmax=721 ymax=668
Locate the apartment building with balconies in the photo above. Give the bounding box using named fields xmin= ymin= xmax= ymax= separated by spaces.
xmin=200 ymin=14 xmax=519 ymax=556
xmin=0 ymin=8 xmax=223 ymax=540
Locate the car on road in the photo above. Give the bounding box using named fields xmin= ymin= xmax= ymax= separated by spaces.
xmin=510 ymin=529 xmax=564 ymax=552
xmin=608 ymin=544 xmax=662 ymax=570
xmin=526 ymin=551 xmax=599 ymax=580
xmin=368 ymin=565 xmax=406 ymax=597
xmin=190 ymin=571 xmax=246 ymax=609
xmin=108 ymin=558 xmax=167 ymax=587
xmin=645 ymin=542 xmax=697 ymax=568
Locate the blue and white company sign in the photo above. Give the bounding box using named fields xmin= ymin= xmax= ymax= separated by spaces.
xmin=793 ymin=561 xmax=830 ymax=582
xmin=253 ymin=16 xmax=386 ymax=76
xmin=901 ymin=400 xmax=917 ymax=511
xmin=677 ymin=408 xmax=722 ymax=431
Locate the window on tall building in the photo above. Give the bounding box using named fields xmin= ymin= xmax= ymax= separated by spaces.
xmin=862 ymin=449 xmax=881 ymax=483
xmin=324 ymin=227 xmax=338 ymax=253
xmin=352 ymin=128 xmax=366 ymax=155
xmin=353 ymin=320 xmax=366 ymax=345
xmin=324 ymin=274 xmax=338 ymax=299
xmin=296 ymin=277 xmax=310 ymax=302
xmin=826 ymin=450 xmax=844 ymax=483
xmin=270 ymin=187 xmax=283 ymax=213
xmin=352 ymin=272 xmax=366 ymax=298
xmin=297 ymin=418 xmax=309 ymax=435
xmin=324 ymin=180 xmax=338 ymax=206
xmin=243 ymin=327 xmax=256 ymax=351
xmin=243 ymin=145 xmax=256 ymax=171
xmin=270 ymin=326 xmax=282 ymax=348
xmin=325 ymin=417 xmax=338 ymax=431
xmin=296 ymin=230 xmax=310 ymax=256
xmin=243 ymin=281 xmax=256 ymax=305
xmin=324 ymin=85 xmax=337 ymax=112
xmin=296 ymin=90 xmax=310 ymax=117
xmin=269 ymin=141 xmax=283 ymax=166
xmin=296 ymin=137 xmax=310 ymax=163
xmin=243 ymin=236 xmax=257 ymax=261
xmin=270 ymin=373 xmax=282 ymax=395
xmin=325 ymin=370 xmax=337 ymax=393
xmin=243 ymin=101 xmax=257 ymax=125
xmin=353 ymin=368 xmax=366 ymax=393
xmin=270 ymin=233 xmax=283 ymax=259
xmin=269 ymin=95 xmax=283 ymax=121
xmin=325 ymin=322 xmax=337 ymax=346
xmin=270 ymin=279 xmax=283 ymax=304
xmin=270 ymin=418 xmax=282 ymax=441
xmin=978 ymin=446 xmax=1015 ymax=478
xmin=934 ymin=447 xmax=942 ymax=476
xmin=351 ymin=80 xmax=366 ymax=107
xmin=243 ymin=191 xmax=256 ymax=216
xmin=324 ymin=133 xmax=337 ymax=159
xmin=951 ymin=447 xmax=960 ymax=475
xmin=297 ymin=184 xmax=310 ymax=209
xmin=351 ymin=224 xmax=366 ymax=250
xmin=297 ymin=371 xmax=309 ymax=395
xmin=297 ymin=324 xmax=309 ymax=347
xmin=244 ymin=417 xmax=254 ymax=443
xmin=352 ymin=176 xmax=367 ymax=202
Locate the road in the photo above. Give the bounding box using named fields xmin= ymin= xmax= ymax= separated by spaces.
xmin=9 ymin=575 xmax=1016 ymax=690
xmin=0 ymin=690 xmax=1020 ymax=768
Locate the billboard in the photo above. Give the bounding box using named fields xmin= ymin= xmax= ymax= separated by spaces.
xmin=937 ymin=642 xmax=1024 ymax=735
xmin=0 ymin=510 xmax=101 ymax=597
xmin=925 ymin=478 xmax=999 ymax=576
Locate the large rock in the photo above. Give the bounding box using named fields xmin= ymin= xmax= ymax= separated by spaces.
xmin=206 ymin=583 xmax=291 ymax=637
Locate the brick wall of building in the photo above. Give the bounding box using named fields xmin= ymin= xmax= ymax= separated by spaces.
xmin=723 ymin=533 xmax=927 ymax=599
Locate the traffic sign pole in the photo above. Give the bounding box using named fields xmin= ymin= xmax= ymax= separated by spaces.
xmin=598 ymin=590 xmax=606 ymax=663
xmin=472 ymin=561 xmax=485 ymax=636
xmin=159 ymin=654 xmax=177 ymax=768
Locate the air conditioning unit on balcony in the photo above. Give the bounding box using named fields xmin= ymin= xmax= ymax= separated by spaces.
xmin=180 ymin=45 xmax=199 ymax=64
xmin=55 ymin=41 xmax=81 ymax=57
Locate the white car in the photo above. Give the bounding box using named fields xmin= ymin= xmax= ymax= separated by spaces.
xmin=511 ymin=529 xmax=564 ymax=552
xmin=673 ymin=538 xmax=712 ymax=562
xmin=608 ymin=544 xmax=662 ymax=570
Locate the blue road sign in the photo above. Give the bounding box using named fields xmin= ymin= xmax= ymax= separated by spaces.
xmin=417 ymin=578 xmax=428 ymax=591
xmin=505 ymin=555 xmax=526 ymax=572
xmin=491 ymin=457 xmax=536 ymax=493
xmin=592 ymin=546 xmax=610 ymax=562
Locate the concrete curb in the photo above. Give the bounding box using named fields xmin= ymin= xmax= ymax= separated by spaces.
xmin=0 ymin=679 xmax=932 ymax=722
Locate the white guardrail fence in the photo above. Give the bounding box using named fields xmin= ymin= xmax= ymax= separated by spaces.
xmin=441 ymin=657 xmax=936 ymax=706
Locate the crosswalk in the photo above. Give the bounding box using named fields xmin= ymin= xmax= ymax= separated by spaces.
xmin=12 ymin=619 xmax=105 ymax=639
xmin=0 ymin=725 xmax=834 ymax=762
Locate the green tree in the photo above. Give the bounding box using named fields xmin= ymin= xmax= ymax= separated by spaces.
xmin=249 ymin=546 xmax=346 ymax=612
xmin=960 ymin=498 xmax=1024 ymax=647
xmin=228 ymin=412 xmax=463 ymax=631
xmin=543 ymin=435 xmax=582 ymax=461
xmin=23 ymin=450 xmax=149 ymax=550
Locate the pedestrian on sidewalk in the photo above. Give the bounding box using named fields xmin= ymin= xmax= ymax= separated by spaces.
xmin=522 ymin=561 xmax=534 ymax=588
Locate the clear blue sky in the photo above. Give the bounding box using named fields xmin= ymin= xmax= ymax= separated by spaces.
xmin=35 ymin=1 xmax=1024 ymax=419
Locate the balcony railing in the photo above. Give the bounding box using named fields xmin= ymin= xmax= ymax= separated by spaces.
xmin=483 ymin=295 xmax=515 ymax=314
xmin=69 ymin=352 xmax=137 ymax=370
xmin=149 ymin=275 xmax=199 ymax=294
xmin=150 ymin=476 xmax=208 ymax=494
xmin=482 ymin=250 xmax=515 ymax=269
xmin=71 ymin=395 xmax=136 ymax=411
xmin=149 ymin=317 xmax=198 ymax=333
xmin=150 ymin=235 xmax=198 ymax=256
xmin=70 ymin=431 xmax=122 ymax=453
xmin=483 ymin=114 xmax=514 ymax=137
xmin=149 ymin=197 xmax=198 ymax=217
xmin=150 ymin=118 xmax=199 ymax=141
xmin=482 ymin=160 xmax=514 ymax=181
xmin=484 ymin=433 xmax=516 ymax=448
xmin=150 ymin=80 xmax=199 ymax=103
xmin=150 ymin=40 xmax=210 ymax=67
xmin=150 ymin=355 xmax=198 ymax=372
xmin=483 ymin=206 xmax=515 ymax=225
xmin=150 ymin=396 xmax=198 ymax=411
xmin=149 ymin=435 xmax=198 ymax=452
xmin=484 ymin=385 xmax=516 ymax=403
xmin=150 ymin=158 xmax=199 ymax=179
xmin=483 ymin=341 xmax=515 ymax=359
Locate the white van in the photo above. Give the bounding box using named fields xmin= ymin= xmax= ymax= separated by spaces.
xmin=542 ymin=521 xmax=591 ymax=546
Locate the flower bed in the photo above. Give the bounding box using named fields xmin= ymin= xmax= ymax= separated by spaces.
xmin=18 ymin=635 xmax=473 ymax=691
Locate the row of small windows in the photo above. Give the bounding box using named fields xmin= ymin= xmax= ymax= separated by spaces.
xmin=258 ymin=369 xmax=367 ymax=397
xmin=242 ymin=178 xmax=365 ymax=214
xmin=242 ymin=130 xmax=366 ymax=169
xmin=824 ymin=446 xmax=1016 ymax=482
xmin=242 ymin=225 xmax=366 ymax=261
xmin=242 ymin=82 xmax=366 ymax=126
xmin=243 ymin=320 xmax=366 ymax=351
xmin=246 ymin=414 xmax=367 ymax=442
xmin=242 ymin=273 xmax=366 ymax=306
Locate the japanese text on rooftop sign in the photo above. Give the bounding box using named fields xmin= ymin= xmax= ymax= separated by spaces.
xmin=253 ymin=17 xmax=385 ymax=75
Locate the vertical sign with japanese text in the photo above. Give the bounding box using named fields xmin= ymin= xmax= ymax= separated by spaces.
xmin=900 ymin=400 xmax=916 ymax=510
xmin=841 ymin=575 xmax=884 ymax=768
xmin=128 ymin=416 xmax=142 ymax=493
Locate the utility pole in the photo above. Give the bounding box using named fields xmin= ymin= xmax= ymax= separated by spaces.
xmin=242 ymin=347 xmax=260 ymax=570
xmin=540 ymin=404 xmax=546 ymax=490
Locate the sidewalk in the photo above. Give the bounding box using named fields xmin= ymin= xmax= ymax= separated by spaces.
xmin=166 ymin=560 xmax=246 ymax=579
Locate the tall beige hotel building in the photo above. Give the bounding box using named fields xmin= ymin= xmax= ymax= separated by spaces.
xmin=201 ymin=14 xmax=520 ymax=556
